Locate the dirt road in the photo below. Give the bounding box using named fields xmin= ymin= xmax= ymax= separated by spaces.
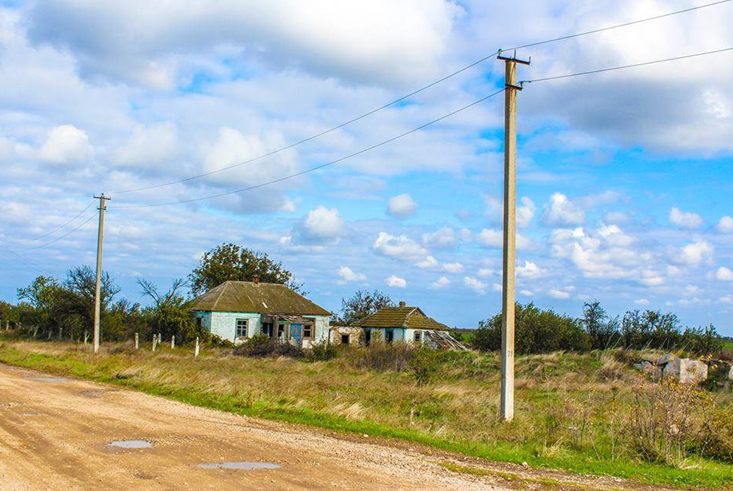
xmin=0 ymin=364 xmax=507 ymax=491
xmin=0 ymin=363 xmax=674 ymax=491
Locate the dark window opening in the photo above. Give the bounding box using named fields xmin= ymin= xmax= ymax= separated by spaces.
xmin=364 ymin=330 xmax=372 ymax=346
xmin=303 ymin=325 xmax=313 ymax=339
xmin=414 ymin=330 xmax=421 ymax=342
xmin=341 ymin=334 xmax=350 ymax=345
xmin=236 ymin=319 xmax=248 ymax=338
xmin=262 ymin=322 xmax=274 ymax=338
xmin=385 ymin=330 xmax=394 ymax=343
xmin=196 ymin=317 xmax=202 ymax=328
xmin=277 ymin=323 xmax=286 ymax=339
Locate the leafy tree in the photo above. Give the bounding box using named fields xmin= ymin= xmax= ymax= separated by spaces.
xmin=474 ymin=302 xmax=590 ymax=354
xmin=338 ymin=289 xmax=394 ymax=325
xmin=582 ymin=301 xmax=620 ymax=350
xmin=139 ymin=278 xmax=204 ymax=344
xmin=189 ymin=243 xmax=303 ymax=296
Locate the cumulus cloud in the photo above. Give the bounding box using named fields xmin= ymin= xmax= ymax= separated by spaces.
xmin=373 ymin=232 xmax=429 ymax=264
xmin=516 ymin=260 xmax=545 ymax=279
xmin=717 ymin=216 xmax=733 ymax=233
xmin=422 ymin=226 xmax=468 ymax=249
xmin=716 ymin=266 xmax=733 ymax=281
xmin=484 ymin=195 xmax=535 ymax=228
xmin=298 ymin=205 xmax=345 ymax=242
xmin=387 ymin=194 xmax=418 ymax=218
xmin=548 ymin=289 xmax=571 ymax=300
xmin=416 ymin=255 xmax=439 ymax=269
xmin=431 ymin=276 xmax=450 ymax=289
xmin=27 ymin=0 xmax=463 ymax=88
xmin=543 ymin=193 xmax=585 ymax=226
xmin=337 ymin=266 xmax=366 ymax=282
xmin=38 ymin=125 xmax=92 ymax=164
xmin=674 ymin=240 xmax=714 ymax=266
xmin=113 ymin=123 xmax=178 ymax=167
xmin=385 ymin=274 xmax=407 ymax=288
xmin=476 ymin=228 xmax=535 ymax=250
xmin=442 ymin=262 xmax=463 ymax=273
xmin=669 ymin=207 xmax=703 ymax=229
xmin=463 ymin=276 xmax=487 ymax=295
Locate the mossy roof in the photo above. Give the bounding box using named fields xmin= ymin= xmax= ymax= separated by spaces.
xmin=190 ymin=281 xmax=330 ymax=316
xmin=351 ymin=306 xmax=449 ymax=331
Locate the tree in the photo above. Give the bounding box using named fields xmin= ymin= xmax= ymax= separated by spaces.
xmin=582 ymin=301 xmax=620 ymax=350
xmin=474 ymin=302 xmax=590 ymax=354
xmin=139 ymin=278 xmax=204 ymax=343
xmin=189 ymin=243 xmax=303 ymax=296
xmin=338 ymin=289 xmax=394 ymax=325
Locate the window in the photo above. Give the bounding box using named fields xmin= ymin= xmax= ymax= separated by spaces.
xmin=341 ymin=334 xmax=350 ymax=345
xmin=364 ymin=330 xmax=372 ymax=346
xmin=303 ymin=324 xmax=313 ymax=339
xmin=277 ymin=323 xmax=286 ymax=339
xmin=385 ymin=329 xmax=394 ymax=343
xmin=414 ymin=330 xmax=421 ymax=343
xmin=236 ymin=319 xmax=248 ymax=338
xmin=262 ymin=322 xmax=274 ymax=338
xmin=196 ymin=317 xmax=202 ymax=328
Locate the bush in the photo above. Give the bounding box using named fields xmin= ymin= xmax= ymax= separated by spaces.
xmin=475 ymin=303 xmax=590 ymax=354
xmin=306 ymin=341 xmax=338 ymax=362
xmin=409 ymin=346 xmax=440 ymax=385
xmin=702 ymin=408 xmax=733 ymax=463
xmin=232 ymin=334 xmax=304 ymax=358
xmin=344 ymin=342 xmax=414 ymax=372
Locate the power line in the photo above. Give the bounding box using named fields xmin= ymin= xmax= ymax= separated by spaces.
xmin=505 ymin=0 xmax=731 ymax=52
xmin=25 ymin=213 xmax=97 ymax=250
xmin=0 ymin=249 xmax=55 ymax=277
xmin=109 ymin=0 xmax=731 ymax=196
xmin=115 ymin=89 xmax=506 ymax=209
xmin=523 ymin=46 xmax=733 ymax=83
xmin=31 ymin=200 xmax=95 ymax=241
xmin=109 ymin=51 xmax=502 ymax=195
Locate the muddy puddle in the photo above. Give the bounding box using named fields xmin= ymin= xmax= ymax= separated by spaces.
xmin=197 ymin=462 xmax=280 ymax=470
xmin=107 ymin=440 xmax=153 ymax=449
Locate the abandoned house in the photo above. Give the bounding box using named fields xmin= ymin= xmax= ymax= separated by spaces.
xmin=350 ymin=301 xmax=466 ymax=350
xmin=190 ymin=278 xmax=331 ymax=347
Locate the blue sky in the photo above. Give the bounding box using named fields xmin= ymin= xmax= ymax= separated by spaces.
xmin=0 ymin=0 xmax=732 ymax=335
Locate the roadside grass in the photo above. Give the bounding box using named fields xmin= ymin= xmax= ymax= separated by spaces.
xmin=0 ymin=339 xmax=731 ymax=490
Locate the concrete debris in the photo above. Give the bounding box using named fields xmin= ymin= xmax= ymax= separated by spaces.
xmin=657 ymin=355 xmax=708 ymax=384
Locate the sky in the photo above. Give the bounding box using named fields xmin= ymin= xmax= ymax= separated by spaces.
xmin=0 ymin=0 xmax=732 ymax=335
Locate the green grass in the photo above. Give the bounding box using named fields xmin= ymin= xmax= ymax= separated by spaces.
xmin=0 ymin=339 xmax=731 ymax=490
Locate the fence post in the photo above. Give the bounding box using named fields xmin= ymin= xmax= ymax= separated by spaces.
xmin=134 ymin=332 xmax=139 ymax=350
xmin=33 ymin=327 xmax=38 ymax=338
xmin=59 ymin=328 xmax=63 ymax=340
xmin=194 ymin=337 xmax=200 ymax=358
xmin=152 ymin=334 xmax=157 ymax=352
xmin=171 ymin=335 xmax=175 ymax=349
xmin=84 ymin=331 xmax=88 ymax=344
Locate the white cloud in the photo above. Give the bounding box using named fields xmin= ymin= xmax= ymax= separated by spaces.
xmin=675 ymin=240 xmax=714 ymax=266
xmin=543 ymin=193 xmax=585 ymax=226
xmin=635 ymin=298 xmax=650 ymax=306
xmin=422 ymin=226 xmax=460 ymax=249
xmin=373 ymin=232 xmax=429 ymax=264
xmin=442 ymin=262 xmax=463 ymax=273
xmin=113 ymin=123 xmax=178 ymax=167
xmin=38 ymin=125 xmax=92 ymax=164
xmin=484 ymin=196 xmax=535 ymax=228
xmin=300 ymin=206 xmax=345 ymax=241
xmin=463 ymin=276 xmax=487 ymax=295
xmin=431 ymin=276 xmax=450 ymax=289
xmin=669 ymin=207 xmax=703 ymax=229
xmin=416 ymin=255 xmax=439 ymax=269
xmin=716 ymin=266 xmax=733 ymax=281
xmin=548 ymin=289 xmax=571 ymax=300
xmin=476 ymin=228 xmax=535 ymax=250
xmin=385 ymin=275 xmax=407 ymax=288
xmin=516 ymin=260 xmax=545 ymax=279
xmin=337 ymin=266 xmax=366 ymax=282
xmin=717 ymin=216 xmax=733 ymax=233
xmin=517 ymin=197 xmax=536 ymax=228
xmin=387 ymin=194 xmax=418 ymax=218
xmin=478 ymin=268 xmax=493 ymax=277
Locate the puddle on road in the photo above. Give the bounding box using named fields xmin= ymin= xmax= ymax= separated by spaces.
xmin=28 ymin=377 xmax=73 ymax=382
xmin=197 ymin=462 xmax=280 ymax=471
xmin=107 ymin=440 xmax=153 ymax=449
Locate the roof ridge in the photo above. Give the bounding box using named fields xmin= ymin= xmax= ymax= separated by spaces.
xmin=212 ymin=281 xmax=229 ymax=310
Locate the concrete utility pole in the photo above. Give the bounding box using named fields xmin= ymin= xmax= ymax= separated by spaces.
xmin=92 ymin=193 xmax=110 ymax=354
xmin=498 ymin=51 xmax=530 ymax=422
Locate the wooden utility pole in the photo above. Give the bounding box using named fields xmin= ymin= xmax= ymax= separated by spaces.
xmin=498 ymin=52 xmax=529 ymax=422
xmin=92 ymin=193 xmax=110 ymax=354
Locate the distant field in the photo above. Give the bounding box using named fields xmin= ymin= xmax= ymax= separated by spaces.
xmin=0 ymin=337 xmax=731 ymax=490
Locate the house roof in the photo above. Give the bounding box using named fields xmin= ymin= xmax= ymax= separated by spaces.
xmin=351 ymin=306 xmax=450 ymax=331
xmin=190 ymin=281 xmax=330 ymax=316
